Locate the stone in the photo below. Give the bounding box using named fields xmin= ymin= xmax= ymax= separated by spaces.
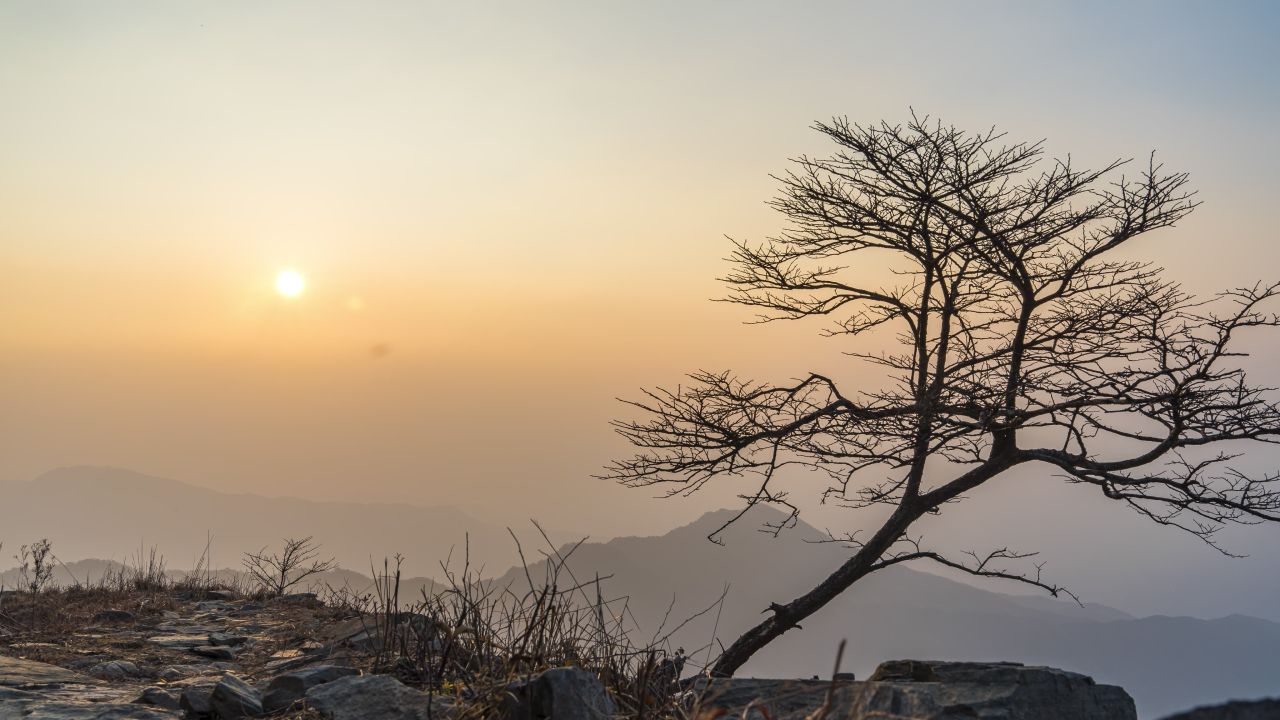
xmin=322 ymin=617 xmax=383 ymax=652
xmin=132 ymin=686 xmax=181 ymax=711
xmin=0 ymin=656 xmax=93 ymax=688
xmin=210 ymin=675 xmax=264 ymax=719
xmin=855 ymin=660 xmax=1135 ymax=720
xmin=261 ymin=666 xmax=359 ymax=713
xmin=190 ymin=645 xmax=237 ymax=661
xmin=692 ymin=661 xmax=1136 ymax=720
xmin=871 ymin=659 xmax=942 ymax=681
xmin=179 ymin=684 xmax=214 ymax=716
xmin=87 ymin=661 xmax=142 ymax=681
xmin=1159 ymin=698 xmax=1280 ymax=720
xmin=146 ymin=634 xmax=209 ymax=649
xmin=93 ymin=610 xmax=136 ymax=624
xmin=208 ymin=632 xmax=249 ymax=647
xmin=0 ymin=701 xmax=179 ymax=718
xmin=156 ymin=665 xmax=206 ymax=682
xmin=305 ymin=675 xmax=449 ymax=720
xmin=502 ymin=666 xmax=617 ymax=720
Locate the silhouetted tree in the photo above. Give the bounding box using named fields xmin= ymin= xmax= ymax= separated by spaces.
xmin=604 ymin=115 xmax=1280 ymax=677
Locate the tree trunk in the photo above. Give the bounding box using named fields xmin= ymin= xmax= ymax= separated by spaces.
xmin=708 ymin=508 xmax=915 ymax=677
xmin=707 ymin=454 xmax=1020 ymax=677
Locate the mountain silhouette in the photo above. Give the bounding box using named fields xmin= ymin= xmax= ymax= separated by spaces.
xmin=0 ymin=466 xmax=512 ymax=578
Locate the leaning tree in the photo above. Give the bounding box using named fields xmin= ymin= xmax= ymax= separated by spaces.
xmin=604 ymin=115 xmax=1280 ymax=677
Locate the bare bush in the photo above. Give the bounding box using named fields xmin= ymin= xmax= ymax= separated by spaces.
xmin=16 ymin=539 xmax=56 ymax=594
xmin=242 ymin=536 xmax=336 ymax=597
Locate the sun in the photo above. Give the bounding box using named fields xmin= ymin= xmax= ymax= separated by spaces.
xmin=275 ymin=269 xmax=306 ymax=298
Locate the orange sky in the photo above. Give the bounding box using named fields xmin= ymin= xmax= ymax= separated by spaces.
xmin=4 ymin=1 xmax=1280 ymax=545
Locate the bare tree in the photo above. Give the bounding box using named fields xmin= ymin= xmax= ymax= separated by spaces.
xmin=242 ymin=536 xmax=336 ymax=597
xmin=604 ymin=114 xmax=1280 ymax=677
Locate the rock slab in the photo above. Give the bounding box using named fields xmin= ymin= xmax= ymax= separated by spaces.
xmin=210 ymin=675 xmax=263 ymax=719
xmin=502 ymin=666 xmax=617 ymax=720
xmin=132 ymin=687 xmax=181 ymax=711
xmin=1160 ymin=698 xmax=1280 ymax=720
xmin=0 ymin=656 xmax=93 ymax=689
xmin=178 ymin=685 xmax=214 ymax=716
xmin=305 ymin=675 xmax=448 ymax=720
xmin=262 ymin=666 xmax=359 ymax=713
xmin=695 ymin=660 xmax=1136 ymax=720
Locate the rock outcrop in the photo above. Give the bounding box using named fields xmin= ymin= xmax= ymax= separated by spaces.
xmin=305 ymin=674 xmax=451 ymax=720
xmin=501 ymin=666 xmax=617 ymax=720
xmin=694 ymin=660 xmax=1137 ymax=720
xmin=261 ymin=664 xmax=359 ymax=713
xmin=1159 ymin=698 xmax=1280 ymax=720
xmin=208 ymin=675 xmax=263 ymax=719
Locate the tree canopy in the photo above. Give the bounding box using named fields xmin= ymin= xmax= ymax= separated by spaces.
xmin=605 ymin=114 xmax=1280 ymax=676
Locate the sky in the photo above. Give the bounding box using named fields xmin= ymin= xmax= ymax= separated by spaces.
xmin=3 ymin=2 xmax=1280 ymax=617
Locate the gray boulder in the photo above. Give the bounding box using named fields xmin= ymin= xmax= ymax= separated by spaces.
xmin=210 ymin=675 xmax=263 ymax=719
xmin=693 ymin=660 xmax=1136 ymax=720
xmin=502 ymin=666 xmax=617 ymax=720
xmin=132 ymin=687 xmax=181 ymax=711
xmin=262 ymin=665 xmax=359 ymax=713
xmin=208 ymin=632 xmax=249 ymax=647
xmin=1160 ymin=698 xmax=1280 ymax=720
xmin=0 ymin=656 xmax=92 ymax=688
xmin=305 ymin=675 xmax=449 ymax=720
xmin=178 ymin=685 xmax=214 ymax=717
xmin=87 ymin=661 xmax=142 ymax=681
xmin=855 ymin=660 xmax=1135 ymax=720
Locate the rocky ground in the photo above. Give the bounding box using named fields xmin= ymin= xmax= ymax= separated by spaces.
xmin=0 ymin=588 xmax=389 ymax=718
xmin=0 ymin=588 xmax=1273 ymax=719
xmin=0 ymin=586 xmax=641 ymax=719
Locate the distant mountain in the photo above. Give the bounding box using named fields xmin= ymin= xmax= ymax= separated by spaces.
xmin=0 ymin=466 xmax=519 ymax=579
xmin=493 ymin=507 xmax=1280 ymax=720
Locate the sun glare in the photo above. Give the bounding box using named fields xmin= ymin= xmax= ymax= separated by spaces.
xmin=275 ymin=269 xmax=306 ymax=298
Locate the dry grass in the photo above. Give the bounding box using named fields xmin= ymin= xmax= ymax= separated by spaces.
xmin=337 ymin=529 xmax=719 ymax=719
xmin=0 ymin=540 xmax=235 ymax=638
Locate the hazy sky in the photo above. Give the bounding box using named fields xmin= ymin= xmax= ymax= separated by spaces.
xmin=3 ymin=2 xmax=1280 ymax=616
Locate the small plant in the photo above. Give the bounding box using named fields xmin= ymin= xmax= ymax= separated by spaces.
xmin=16 ymin=539 xmax=56 ymax=594
xmin=242 ymin=536 xmax=336 ymax=597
